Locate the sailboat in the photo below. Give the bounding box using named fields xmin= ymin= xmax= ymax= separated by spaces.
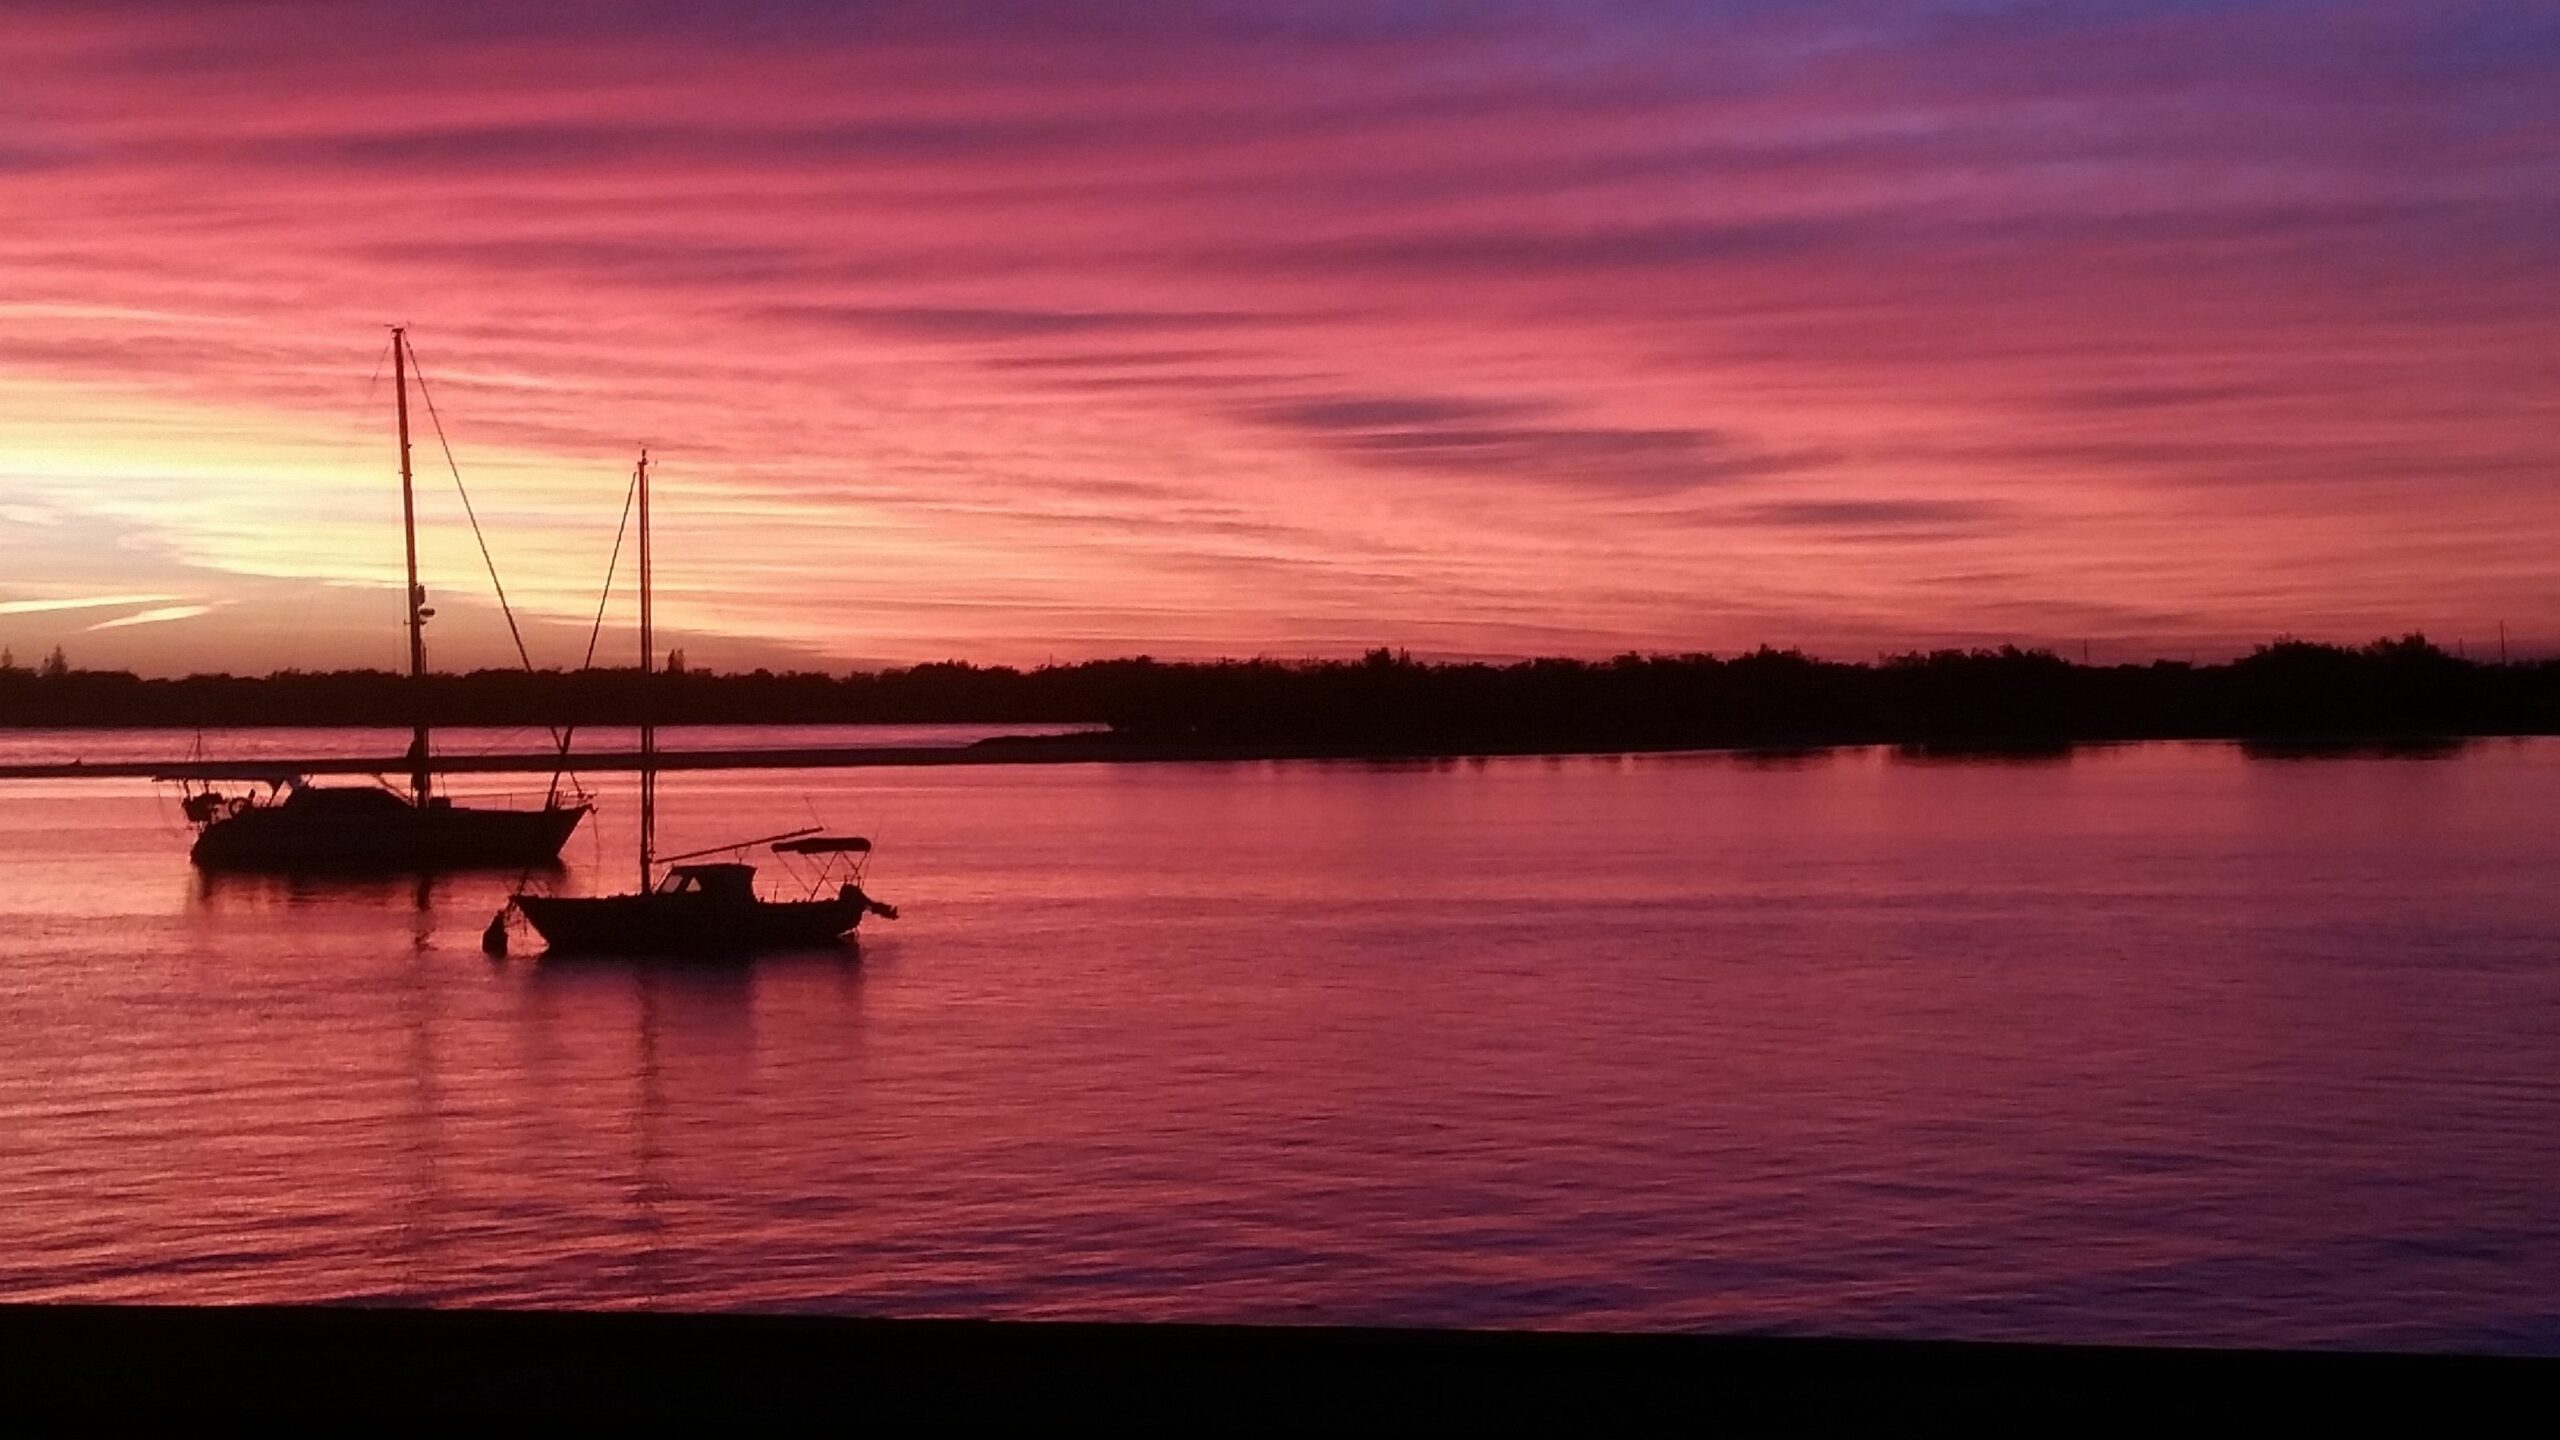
xmin=499 ymin=452 xmax=896 ymax=957
xmin=171 ymin=328 xmax=591 ymax=871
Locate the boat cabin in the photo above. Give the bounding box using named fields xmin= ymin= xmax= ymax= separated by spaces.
xmin=655 ymin=862 xmax=759 ymax=900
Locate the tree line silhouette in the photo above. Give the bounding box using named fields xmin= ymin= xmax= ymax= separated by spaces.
xmin=0 ymin=635 xmax=2551 ymax=750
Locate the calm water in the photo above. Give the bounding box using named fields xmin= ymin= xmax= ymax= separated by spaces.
xmin=0 ymin=721 xmax=1097 ymax=768
xmin=2 ymin=739 xmax=2555 ymax=1352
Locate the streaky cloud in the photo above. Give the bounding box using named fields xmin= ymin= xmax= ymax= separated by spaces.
xmin=0 ymin=593 xmax=183 ymax=616
xmin=85 ymin=602 xmax=216 ymax=630
xmin=0 ymin=0 xmax=2551 ymax=670
xmin=761 ymin=305 xmax=1283 ymax=341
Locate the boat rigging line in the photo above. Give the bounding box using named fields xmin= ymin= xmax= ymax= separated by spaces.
xmin=403 ymin=331 xmax=622 ymax=815
xmin=581 ymin=464 xmax=641 ymax=674
xmin=401 ymin=335 xmax=545 ymax=687
xmin=650 ymin=826 xmax=823 ymax=866
xmin=533 ymin=457 xmax=640 ymax=813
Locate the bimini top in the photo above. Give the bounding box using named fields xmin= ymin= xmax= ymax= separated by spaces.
xmin=771 ymin=836 xmax=871 ymax=854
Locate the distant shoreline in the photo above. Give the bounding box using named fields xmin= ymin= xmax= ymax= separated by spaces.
xmin=2 ymin=636 xmax=2551 ymax=766
xmin=0 ymin=728 xmax=2529 ymax=782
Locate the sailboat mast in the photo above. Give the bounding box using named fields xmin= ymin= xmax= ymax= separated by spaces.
xmin=393 ymin=327 xmax=431 ymax=807
xmin=636 ymin=449 xmax=654 ymax=892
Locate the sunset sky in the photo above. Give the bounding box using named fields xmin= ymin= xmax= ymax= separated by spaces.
xmin=2 ymin=1 xmax=2554 ymax=676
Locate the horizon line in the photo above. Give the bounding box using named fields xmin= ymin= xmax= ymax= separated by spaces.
xmin=3 ymin=631 xmax=2550 ymax=684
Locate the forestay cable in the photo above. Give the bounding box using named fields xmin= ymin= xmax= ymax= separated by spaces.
xmin=404 ymin=337 xmax=544 ymax=682
xmin=402 ymin=336 xmax=571 ymax=778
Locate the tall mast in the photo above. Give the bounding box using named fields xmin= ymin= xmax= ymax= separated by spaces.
xmin=636 ymin=449 xmax=654 ymax=892
xmin=394 ymin=327 xmax=431 ymax=807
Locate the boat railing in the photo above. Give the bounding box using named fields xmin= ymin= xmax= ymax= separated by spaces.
xmin=428 ymin=786 xmax=593 ymax=808
xmin=166 ymin=775 xmax=587 ymax=812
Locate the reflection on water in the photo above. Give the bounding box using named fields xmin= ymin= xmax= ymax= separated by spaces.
xmin=1723 ymin=746 xmax=1836 ymax=769
xmin=3 ymin=739 xmax=2559 ymax=1352
xmin=1889 ymin=740 xmax=2082 ymax=766
xmin=2238 ymin=737 xmax=2476 ymax=761
xmin=0 ymin=721 xmax=1104 ymax=769
xmin=189 ymin=866 xmax=561 ymax=913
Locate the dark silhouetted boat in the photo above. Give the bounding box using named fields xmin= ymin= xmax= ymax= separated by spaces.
xmin=167 ymin=328 xmax=590 ymax=872
xmin=513 ymin=839 xmax=895 ymax=956
xmin=181 ymin=772 xmax=585 ymax=871
xmin=494 ymin=452 xmax=895 ymax=958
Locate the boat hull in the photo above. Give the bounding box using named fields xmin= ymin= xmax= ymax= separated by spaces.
xmin=191 ymin=802 xmax=589 ymax=872
xmin=514 ymin=890 xmax=869 ymax=956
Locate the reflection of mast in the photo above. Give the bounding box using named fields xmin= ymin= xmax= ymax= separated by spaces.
xmin=394 ymin=327 xmax=433 ymax=808
xmin=631 ymin=971 xmax=669 ymax=1301
xmin=636 ymin=450 xmax=654 ymax=893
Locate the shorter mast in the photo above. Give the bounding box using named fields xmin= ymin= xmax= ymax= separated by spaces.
xmin=636 ymin=449 xmax=654 ymax=894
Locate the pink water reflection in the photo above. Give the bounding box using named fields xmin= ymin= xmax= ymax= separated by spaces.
xmin=0 ymin=741 xmax=2555 ymax=1350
